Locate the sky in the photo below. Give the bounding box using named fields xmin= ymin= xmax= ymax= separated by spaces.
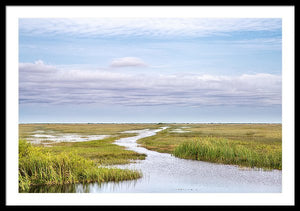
xmin=18 ymin=18 xmax=282 ymax=123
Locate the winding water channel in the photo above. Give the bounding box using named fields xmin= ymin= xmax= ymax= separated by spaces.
xmin=79 ymin=127 xmax=281 ymax=193
xmin=29 ymin=127 xmax=282 ymax=193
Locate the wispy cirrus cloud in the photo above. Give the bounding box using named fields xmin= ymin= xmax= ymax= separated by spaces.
xmin=19 ymin=61 xmax=281 ymax=107
xmin=19 ymin=18 xmax=281 ymax=38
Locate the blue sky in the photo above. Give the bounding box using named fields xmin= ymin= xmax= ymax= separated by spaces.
xmin=19 ymin=18 xmax=282 ymax=123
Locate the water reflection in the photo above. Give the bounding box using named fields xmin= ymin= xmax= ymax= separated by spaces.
xmin=23 ymin=184 xmax=78 ymax=193
xmin=82 ymin=180 xmax=140 ymax=193
xmin=23 ymin=180 xmax=141 ymax=193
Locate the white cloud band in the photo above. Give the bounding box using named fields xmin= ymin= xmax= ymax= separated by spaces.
xmin=19 ymin=61 xmax=281 ymax=107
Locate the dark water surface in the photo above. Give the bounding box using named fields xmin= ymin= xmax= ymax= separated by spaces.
xmin=27 ymin=127 xmax=282 ymax=193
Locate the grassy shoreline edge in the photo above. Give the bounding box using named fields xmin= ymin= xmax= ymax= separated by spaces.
xmin=19 ymin=139 xmax=142 ymax=192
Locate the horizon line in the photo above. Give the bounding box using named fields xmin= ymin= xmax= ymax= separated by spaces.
xmin=18 ymin=122 xmax=282 ymax=124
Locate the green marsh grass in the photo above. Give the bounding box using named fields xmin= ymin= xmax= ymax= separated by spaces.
xmin=46 ymin=135 xmax=147 ymax=165
xmin=18 ymin=123 xmax=282 ymax=192
xmin=19 ymin=123 xmax=162 ymax=139
xmin=18 ymin=123 xmax=164 ymax=192
xmin=173 ymin=137 xmax=281 ymax=170
xmin=19 ymin=140 xmax=141 ymax=192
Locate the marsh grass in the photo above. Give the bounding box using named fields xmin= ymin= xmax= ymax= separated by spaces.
xmin=19 ymin=140 xmax=141 ymax=192
xmin=18 ymin=124 xmax=164 ymax=192
xmin=173 ymin=137 xmax=281 ymax=170
xmin=138 ymin=124 xmax=282 ymax=170
xmin=18 ymin=123 xmax=282 ymax=192
xmin=45 ymin=134 xmax=147 ymax=165
xmin=19 ymin=123 xmax=161 ymax=139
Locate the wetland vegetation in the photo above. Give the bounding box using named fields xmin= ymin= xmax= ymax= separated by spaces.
xmin=138 ymin=123 xmax=282 ymax=170
xmin=19 ymin=123 xmax=160 ymax=192
xmin=19 ymin=139 xmax=142 ymax=192
xmin=19 ymin=123 xmax=282 ymax=192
